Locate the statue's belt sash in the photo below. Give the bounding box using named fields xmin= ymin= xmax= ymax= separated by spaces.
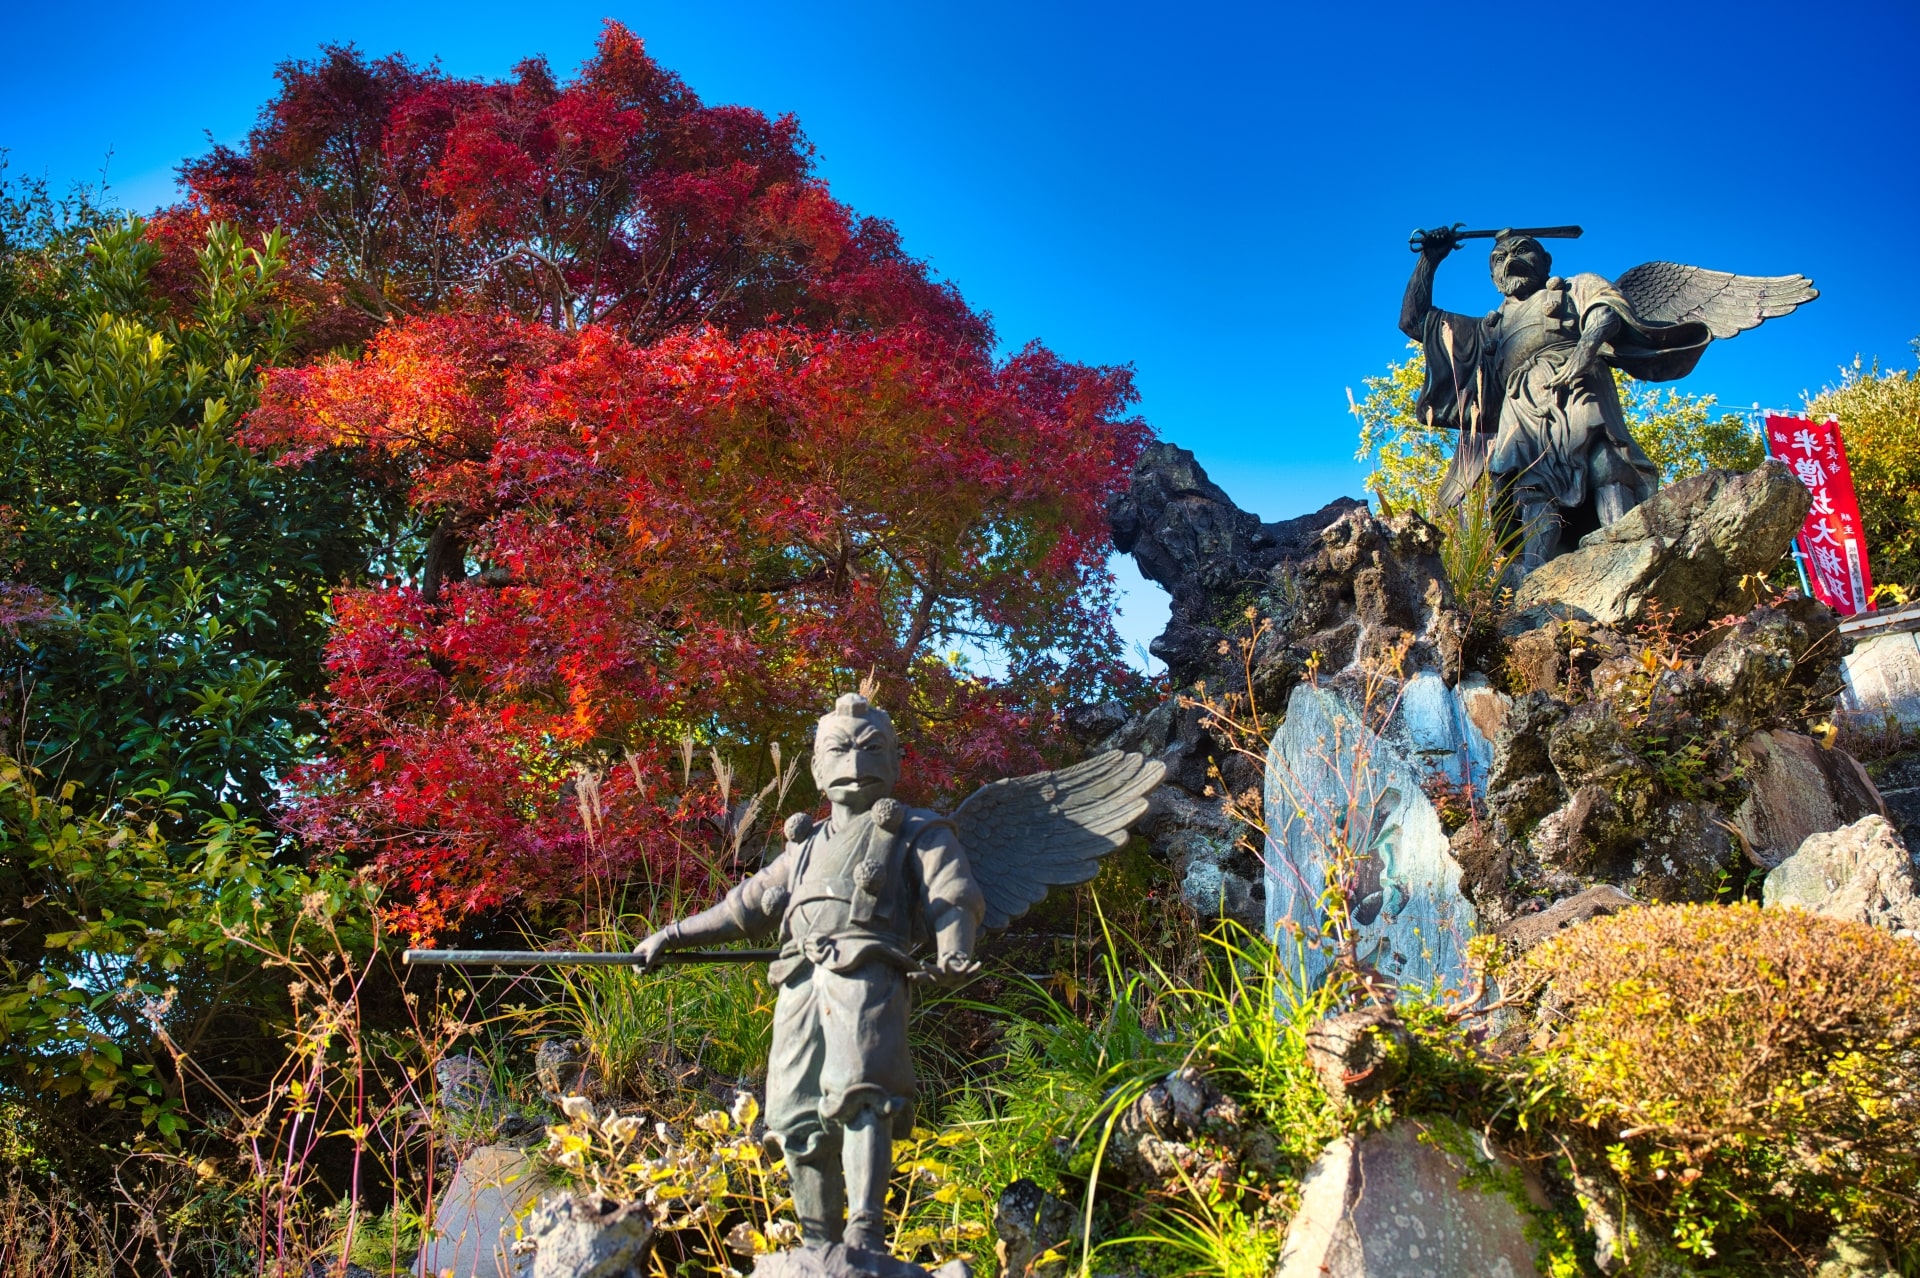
xmin=768 ymin=931 xmax=916 ymax=985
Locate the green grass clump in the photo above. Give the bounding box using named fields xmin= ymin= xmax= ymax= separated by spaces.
xmin=542 ymin=914 xmax=776 ymax=1092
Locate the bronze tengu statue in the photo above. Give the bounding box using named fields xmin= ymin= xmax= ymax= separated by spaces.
xmin=1400 ymin=223 xmax=1817 ymax=569
xmin=409 ymin=693 xmax=1164 ymax=1275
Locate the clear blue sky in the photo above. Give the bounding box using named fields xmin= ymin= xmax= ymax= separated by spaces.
xmin=7 ymin=0 xmax=1916 ymax=663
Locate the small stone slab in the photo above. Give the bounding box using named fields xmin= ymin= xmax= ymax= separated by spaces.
xmin=1497 ymin=885 xmax=1638 ymax=954
xmin=1842 ymin=628 xmax=1920 ymax=729
xmin=416 ymin=1145 xmax=544 ymax=1278
xmin=1275 ymin=1118 xmax=1543 ymax=1278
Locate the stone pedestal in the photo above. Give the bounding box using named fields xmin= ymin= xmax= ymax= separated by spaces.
xmin=751 ymin=1244 xmax=969 ymax=1278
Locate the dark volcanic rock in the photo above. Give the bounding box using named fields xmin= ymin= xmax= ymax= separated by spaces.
xmin=1304 ymin=1006 xmax=1412 ymax=1106
xmin=1497 ymin=884 xmax=1639 ymax=953
xmin=1109 ymin=441 xmax=1360 ymax=689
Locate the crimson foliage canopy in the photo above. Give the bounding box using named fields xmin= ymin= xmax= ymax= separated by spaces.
xmin=183 ymin=22 xmax=988 ymax=352
xmin=248 ymin=319 xmax=1146 ymax=931
xmin=190 ymin=24 xmax=1149 ymax=931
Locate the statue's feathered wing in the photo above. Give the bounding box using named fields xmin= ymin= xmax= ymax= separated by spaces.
xmin=951 ymin=751 xmax=1166 ymax=929
xmin=1613 ymin=261 xmax=1818 ymax=340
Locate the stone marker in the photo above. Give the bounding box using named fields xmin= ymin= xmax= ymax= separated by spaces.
xmin=1764 ymin=814 xmax=1920 ymax=938
xmin=1275 ymin=1118 xmax=1543 ymax=1278
xmin=1839 ymin=604 xmax=1920 ymax=731
xmin=416 ymin=1145 xmax=543 ymax=1278
xmin=1266 ymin=676 xmax=1488 ymax=992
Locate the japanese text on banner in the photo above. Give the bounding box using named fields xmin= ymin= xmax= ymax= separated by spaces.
xmin=1764 ymin=413 xmax=1874 ymax=615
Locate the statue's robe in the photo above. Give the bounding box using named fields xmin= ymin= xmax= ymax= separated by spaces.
xmin=1417 ymin=272 xmax=1712 ymax=527
xmin=704 ymin=806 xmax=983 ymax=1162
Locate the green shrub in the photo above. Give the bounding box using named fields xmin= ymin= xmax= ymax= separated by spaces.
xmin=1516 ymin=902 xmax=1920 ymax=1263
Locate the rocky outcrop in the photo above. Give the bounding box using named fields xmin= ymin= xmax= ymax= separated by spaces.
xmin=1511 ymin=461 xmax=1810 ymax=632
xmin=1103 ymin=1067 xmax=1275 ymax=1189
xmin=1109 ymin=441 xmax=1361 ymax=690
xmin=1274 ymin=1119 xmax=1544 ymax=1278
xmin=1102 ymin=444 xmax=1366 ymax=927
xmin=1464 ymin=595 xmax=1867 ymax=931
xmin=1108 ymin=447 xmax=1876 ymax=965
xmin=1764 ymin=814 xmax=1920 ymax=938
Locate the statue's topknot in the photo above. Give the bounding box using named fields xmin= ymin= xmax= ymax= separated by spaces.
xmin=817 ymin=691 xmax=898 ymax=757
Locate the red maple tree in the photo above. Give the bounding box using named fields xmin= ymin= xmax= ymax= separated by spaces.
xmin=247 ymin=316 xmax=1148 ymax=933
xmin=182 ymin=22 xmax=986 ymax=353
xmin=200 ymin=25 xmax=1152 ymax=933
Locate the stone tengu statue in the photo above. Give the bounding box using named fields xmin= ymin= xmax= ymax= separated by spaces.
xmin=633 ymin=693 xmax=1163 ymax=1264
xmin=1400 ymin=224 xmax=1816 ymax=568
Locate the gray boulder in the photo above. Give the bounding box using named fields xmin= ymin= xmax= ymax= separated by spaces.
xmin=1733 ymin=730 xmax=1885 ymax=868
xmin=1764 ymin=813 xmax=1920 ymax=937
xmin=1274 ymin=1119 xmax=1543 ymax=1278
xmin=415 ymin=1145 xmax=543 ymax=1278
xmin=1511 ymin=461 xmax=1809 ymax=632
xmin=523 ymin=1194 xmax=654 ymax=1278
xmin=1104 ymin=1066 xmax=1270 ymax=1188
xmin=992 ymin=1179 xmax=1076 ymax=1278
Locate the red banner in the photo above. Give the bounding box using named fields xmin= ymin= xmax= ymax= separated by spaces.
xmin=1764 ymin=413 xmax=1874 ymax=616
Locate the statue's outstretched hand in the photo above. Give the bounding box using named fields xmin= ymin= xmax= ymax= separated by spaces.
xmin=632 ymin=925 xmax=679 ymax=971
xmin=929 ymin=950 xmax=982 ymax=986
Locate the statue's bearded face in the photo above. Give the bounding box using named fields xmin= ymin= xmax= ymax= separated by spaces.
xmin=1491 ymin=238 xmax=1550 ymax=299
xmin=811 ymin=698 xmax=900 ymax=812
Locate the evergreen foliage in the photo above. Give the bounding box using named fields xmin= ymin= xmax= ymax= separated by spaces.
xmin=1807 ymin=351 xmax=1920 ymax=592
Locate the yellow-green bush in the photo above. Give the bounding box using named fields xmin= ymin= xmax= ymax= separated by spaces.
xmin=1517 ymin=903 xmax=1920 ymax=1261
xmin=1808 ymin=356 xmax=1920 ymax=592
